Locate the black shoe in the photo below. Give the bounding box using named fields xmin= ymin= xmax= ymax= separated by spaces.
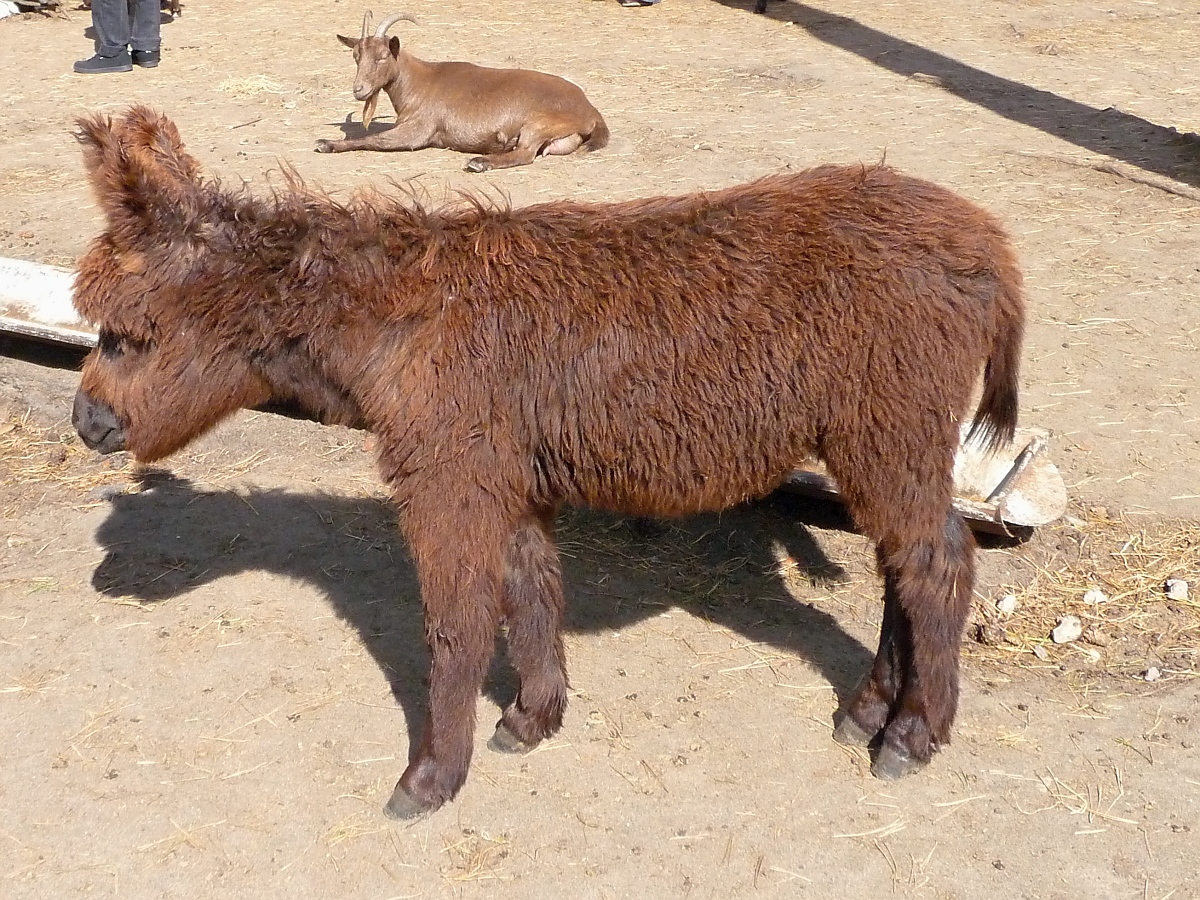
xmin=132 ymin=50 xmax=161 ymax=68
xmin=73 ymin=51 xmax=133 ymax=74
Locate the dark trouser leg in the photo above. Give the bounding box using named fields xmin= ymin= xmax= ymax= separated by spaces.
xmin=90 ymin=0 xmax=132 ymax=56
xmin=130 ymin=0 xmax=161 ymax=53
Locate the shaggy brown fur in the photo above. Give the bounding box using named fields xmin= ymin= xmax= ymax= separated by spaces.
xmin=72 ymin=106 xmax=1024 ymax=819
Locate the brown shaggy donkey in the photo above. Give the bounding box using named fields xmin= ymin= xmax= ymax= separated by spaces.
xmin=72 ymin=107 xmax=1024 ymax=820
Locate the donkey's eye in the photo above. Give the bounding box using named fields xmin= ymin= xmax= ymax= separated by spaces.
xmin=97 ymin=329 xmax=151 ymax=359
xmin=97 ymin=329 xmax=126 ymax=359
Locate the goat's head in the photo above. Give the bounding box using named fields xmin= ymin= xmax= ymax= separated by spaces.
xmin=72 ymin=107 xmax=274 ymax=462
xmin=336 ymin=10 xmax=418 ymax=128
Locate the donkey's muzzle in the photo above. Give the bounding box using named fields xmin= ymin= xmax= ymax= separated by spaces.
xmin=72 ymin=389 xmax=127 ymax=454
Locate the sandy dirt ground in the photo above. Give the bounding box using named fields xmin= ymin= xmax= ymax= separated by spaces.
xmin=1 ymin=0 xmax=1198 ymax=898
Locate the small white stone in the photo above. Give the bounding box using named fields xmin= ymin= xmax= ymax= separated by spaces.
xmin=1082 ymin=589 xmax=1109 ymax=605
xmin=996 ymin=594 xmax=1018 ymax=615
xmin=1165 ymin=579 xmax=1189 ymax=602
xmin=1143 ymin=667 xmax=1162 ymax=683
xmin=1051 ymin=615 xmax=1083 ymax=644
xmin=1032 ymin=644 xmax=1050 ymax=661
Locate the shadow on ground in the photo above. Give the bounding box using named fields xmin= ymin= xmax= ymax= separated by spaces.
xmin=723 ymin=0 xmax=1200 ymax=187
xmin=88 ymin=470 xmax=875 ymax=755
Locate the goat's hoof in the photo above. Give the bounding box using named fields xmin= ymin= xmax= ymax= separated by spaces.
xmin=832 ymin=714 xmax=878 ymax=748
xmin=871 ymin=743 xmax=929 ymax=781
xmin=314 ymin=140 xmax=334 ymax=154
xmin=464 ymin=157 xmax=491 ymax=173
xmin=488 ymin=721 xmax=534 ymax=754
xmin=383 ymin=782 xmax=440 ymax=821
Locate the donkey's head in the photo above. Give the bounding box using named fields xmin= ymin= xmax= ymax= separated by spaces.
xmin=71 ymin=107 xmax=274 ymax=462
xmin=336 ymin=10 xmax=417 ymax=127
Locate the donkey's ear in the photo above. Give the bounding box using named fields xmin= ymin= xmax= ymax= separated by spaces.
xmin=75 ymin=111 xmax=127 ymax=202
xmin=121 ymin=105 xmax=204 ymax=186
xmin=75 ymin=105 xmax=205 ymax=241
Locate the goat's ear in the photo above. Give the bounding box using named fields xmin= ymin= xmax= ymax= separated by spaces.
xmin=75 ymin=105 xmax=205 ymax=244
xmin=389 ymin=35 xmax=400 ymax=57
xmin=336 ymin=34 xmax=357 ymax=49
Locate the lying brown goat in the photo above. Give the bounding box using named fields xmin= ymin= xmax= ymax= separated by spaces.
xmin=73 ymin=107 xmax=1024 ymax=820
xmin=314 ymin=11 xmax=609 ymax=172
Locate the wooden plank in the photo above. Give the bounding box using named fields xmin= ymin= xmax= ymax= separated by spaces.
xmin=782 ymin=426 xmax=1068 ymax=534
xmin=0 ymin=255 xmax=95 ymax=348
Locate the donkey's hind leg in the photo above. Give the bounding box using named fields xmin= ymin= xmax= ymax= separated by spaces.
xmin=834 ymin=553 xmax=909 ymax=748
xmin=489 ymin=509 xmax=570 ymax=754
xmin=825 ymin=411 xmax=976 ymax=778
xmin=869 ymin=511 xmax=976 ymax=779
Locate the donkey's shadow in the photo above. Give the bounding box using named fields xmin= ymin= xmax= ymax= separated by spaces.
xmin=90 ymin=470 xmax=875 ymax=750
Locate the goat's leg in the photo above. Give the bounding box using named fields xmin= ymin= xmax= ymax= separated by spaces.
xmin=315 ymin=120 xmax=436 ymax=154
xmin=464 ymin=120 xmax=585 ymax=172
xmin=464 ymin=144 xmax=540 ymax=173
xmin=386 ymin=504 xmax=505 ymax=820
xmin=489 ymin=509 xmax=570 ymax=754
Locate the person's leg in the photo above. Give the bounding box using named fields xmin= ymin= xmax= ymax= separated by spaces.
xmin=75 ymin=0 xmax=133 ymax=73
xmin=91 ymin=0 xmax=131 ymax=56
xmin=130 ymin=0 xmax=161 ymax=55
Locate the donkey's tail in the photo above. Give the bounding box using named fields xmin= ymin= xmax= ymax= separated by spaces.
xmin=965 ymin=260 xmax=1025 ymax=455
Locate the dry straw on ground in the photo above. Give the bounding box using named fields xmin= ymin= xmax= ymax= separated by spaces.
xmin=217 ymin=75 xmax=289 ymax=98
xmin=974 ymin=510 xmax=1199 ymax=677
xmin=0 ymin=410 xmax=130 ymax=502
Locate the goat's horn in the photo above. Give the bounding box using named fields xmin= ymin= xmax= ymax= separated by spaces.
xmin=375 ymin=12 xmax=417 ymax=37
xmin=360 ymin=9 xmax=372 ymax=40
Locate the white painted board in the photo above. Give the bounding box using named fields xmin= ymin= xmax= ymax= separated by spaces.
xmin=0 ymin=256 xmax=96 ymax=347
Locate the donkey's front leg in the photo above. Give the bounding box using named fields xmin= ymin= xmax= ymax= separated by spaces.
xmin=385 ymin=519 xmax=505 ymax=820
xmin=489 ymin=508 xmax=570 ymax=753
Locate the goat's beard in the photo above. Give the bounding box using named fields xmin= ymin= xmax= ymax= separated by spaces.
xmin=362 ymin=93 xmax=379 ymax=130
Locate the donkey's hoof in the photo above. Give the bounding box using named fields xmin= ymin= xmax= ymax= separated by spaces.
xmin=464 ymin=157 xmax=491 ymax=173
xmin=871 ymin=743 xmax=929 ymax=781
xmin=832 ymin=714 xmax=877 ymax=748
xmin=384 ymin=783 xmax=439 ymax=821
xmin=488 ymin=721 xmax=533 ymax=754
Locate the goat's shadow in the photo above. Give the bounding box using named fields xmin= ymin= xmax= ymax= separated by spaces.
xmin=89 ymin=470 xmax=874 ymax=750
xmin=327 ymin=113 xmax=399 ymax=140
xmin=724 ymin=0 xmax=1200 ymax=188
